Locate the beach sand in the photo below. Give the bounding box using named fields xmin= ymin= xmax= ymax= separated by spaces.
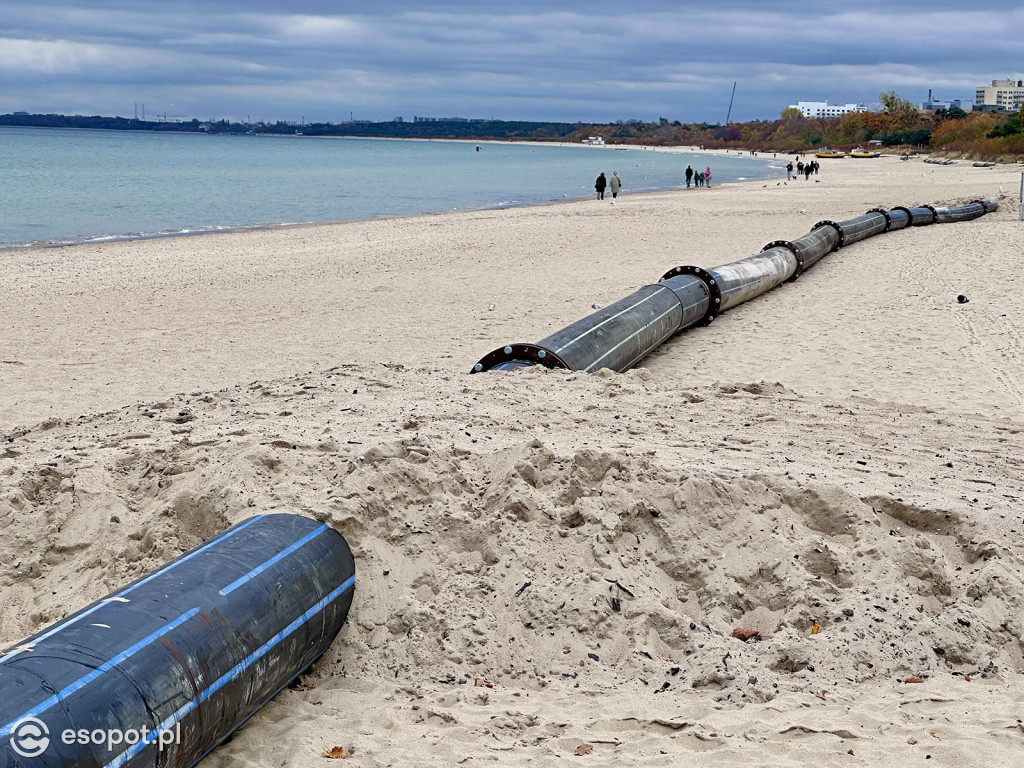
xmin=2 ymin=155 xmax=1023 ymax=766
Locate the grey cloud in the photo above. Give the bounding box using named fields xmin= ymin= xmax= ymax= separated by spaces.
xmin=0 ymin=2 xmax=1018 ymax=122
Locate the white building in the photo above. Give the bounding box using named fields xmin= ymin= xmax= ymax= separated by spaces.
xmin=788 ymin=101 xmax=867 ymax=118
xmin=975 ymin=79 xmax=1024 ymax=111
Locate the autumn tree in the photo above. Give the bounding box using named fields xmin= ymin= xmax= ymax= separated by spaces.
xmin=879 ymin=90 xmax=924 ymax=131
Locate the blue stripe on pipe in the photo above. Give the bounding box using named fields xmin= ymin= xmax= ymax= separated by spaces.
xmin=189 ymin=647 xmax=332 ymax=768
xmin=218 ymin=524 xmax=329 ymax=596
xmin=0 ymin=602 xmax=109 ymax=665
xmin=0 ymin=608 xmax=201 ymax=739
xmin=121 ymin=515 xmax=265 ymax=596
xmin=0 ymin=516 xmax=265 ymax=667
xmin=102 ymin=573 xmax=356 ymax=768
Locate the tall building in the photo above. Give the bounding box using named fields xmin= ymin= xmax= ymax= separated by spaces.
xmin=788 ymin=101 xmax=867 ymax=118
xmin=975 ymin=79 xmax=1024 ymax=112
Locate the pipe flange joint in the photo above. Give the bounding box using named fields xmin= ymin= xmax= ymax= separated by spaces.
xmin=921 ymin=204 xmax=939 ymax=224
xmin=973 ymin=199 xmax=996 ymax=214
xmin=889 ymin=206 xmax=913 ymax=228
xmin=471 ymin=343 xmax=569 ymax=373
xmin=661 ymin=265 xmax=721 ymax=324
xmin=867 ymin=207 xmax=892 ymax=231
xmin=762 ymin=240 xmax=805 ymax=281
xmin=812 ymin=220 xmax=844 ymax=250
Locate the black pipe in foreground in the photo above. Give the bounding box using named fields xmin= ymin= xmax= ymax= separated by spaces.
xmin=472 ymin=200 xmax=997 ymax=374
xmin=0 ymin=514 xmax=354 ymax=768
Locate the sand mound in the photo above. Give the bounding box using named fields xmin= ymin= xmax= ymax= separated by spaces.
xmin=3 ymin=364 xmax=1023 ymax=765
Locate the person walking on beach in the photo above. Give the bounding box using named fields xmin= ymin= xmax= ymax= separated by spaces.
xmin=609 ymin=171 xmax=622 ymax=200
xmin=804 ymin=163 xmax=812 ymax=180
xmin=595 ymin=172 xmax=606 ymax=200
xmin=704 ymin=166 xmax=712 ymax=188
xmin=685 ymin=165 xmax=694 ymax=188
xmin=786 ymin=161 xmax=794 ymax=180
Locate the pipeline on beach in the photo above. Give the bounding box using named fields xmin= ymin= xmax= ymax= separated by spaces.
xmin=471 ymin=200 xmax=998 ymax=374
xmin=0 ymin=514 xmax=355 ymax=768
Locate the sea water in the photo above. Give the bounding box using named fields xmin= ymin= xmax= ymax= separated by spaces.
xmin=0 ymin=126 xmax=784 ymax=248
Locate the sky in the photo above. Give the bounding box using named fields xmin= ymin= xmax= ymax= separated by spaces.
xmin=1 ymin=1 xmax=1021 ymax=125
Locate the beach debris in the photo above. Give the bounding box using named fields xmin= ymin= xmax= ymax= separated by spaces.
xmin=110 ymin=515 xmax=121 ymax=524
xmin=515 ymin=581 xmax=532 ymax=597
xmin=847 ymin=749 xmax=855 ymax=755
xmin=732 ymin=627 xmax=760 ymax=642
xmin=289 ymin=680 xmax=316 ymax=691
xmin=474 ymin=677 xmax=494 ymax=688
xmin=487 ymin=303 xmax=496 ymax=311
xmin=908 ymin=738 xmax=918 ymax=745
xmin=811 ymin=623 xmax=821 ymax=635
xmin=814 ymin=691 xmax=826 ymax=700
xmin=321 ymin=746 xmax=349 ymax=759
xmin=842 ymin=608 xmax=854 ymax=617
xmin=930 ymin=732 xmax=941 ymax=740
xmin=956 ymin=295 xmax=969 ymax=304
xmin=575 ymin=744 xmax=593 ymax=756
xmin=905 ymin=676 xmax=925 ymax=684
xmin=591 ymin=303 xmax=603 ymax=309
xmin=605 ymin=578 xmax=635 ymax=597
xmin=588 ymin=653 xmax=600 ymax=662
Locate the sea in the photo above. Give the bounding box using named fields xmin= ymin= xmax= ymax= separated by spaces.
xmin=0 ymin=126 xmax=785 ymax=249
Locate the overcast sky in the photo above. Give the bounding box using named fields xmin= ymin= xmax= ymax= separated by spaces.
xmin=1 ymin=1 xmax=1020 ymax=124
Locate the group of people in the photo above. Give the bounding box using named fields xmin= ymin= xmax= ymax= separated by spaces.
xmin=594 ymin=171 xmax=622 ymax=200
xmin=684 ymin=165 xmax=711 ymax=188
xmin=787 ymin=159 xmax=820 ymax=180
xmin=595 ymin=162 xmax=717 ymax=200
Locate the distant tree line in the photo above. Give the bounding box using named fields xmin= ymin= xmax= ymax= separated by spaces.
xmin=3 ymin=93 xmax=1022 ymax=159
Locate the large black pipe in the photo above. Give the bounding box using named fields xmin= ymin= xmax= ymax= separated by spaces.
xmin=0 ymin=514 xmax=354 ymax=768
xmin=472 ymin=200 xmax=997 ymax=374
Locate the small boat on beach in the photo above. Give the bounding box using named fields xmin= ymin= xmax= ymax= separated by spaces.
xmin=850 ymin=148 xmax=881 ymax=158
xmin=815 ymin=149 xmax=846 ymax=158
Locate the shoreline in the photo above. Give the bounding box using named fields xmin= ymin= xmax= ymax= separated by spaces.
xmin=0 ymin=153 xmax=783 ymax=253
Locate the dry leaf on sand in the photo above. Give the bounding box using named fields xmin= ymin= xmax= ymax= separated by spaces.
xmin=904 ymin=676 xmax=924 ymax=683
xmin=321 ymin=746 xmax=349 ymax=759
xmin=474 ymin=677 xmax=493 ymax=688
xmin=575 ymin=743 xmax=593 ymax=756
xmin=907 ymin=738 xmax=918 ymax=745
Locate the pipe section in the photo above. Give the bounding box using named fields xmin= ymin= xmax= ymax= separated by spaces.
xmin=0 ymin=514 xmax=355 ymax=768
xmin=472 ymin=200 xmax=997 ymax=374
xmin=934 ymin=201 xmax=987 ymax=223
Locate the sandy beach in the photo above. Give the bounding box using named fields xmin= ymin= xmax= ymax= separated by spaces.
xmin=2 ymin=155 xmax=1023 ymax=766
